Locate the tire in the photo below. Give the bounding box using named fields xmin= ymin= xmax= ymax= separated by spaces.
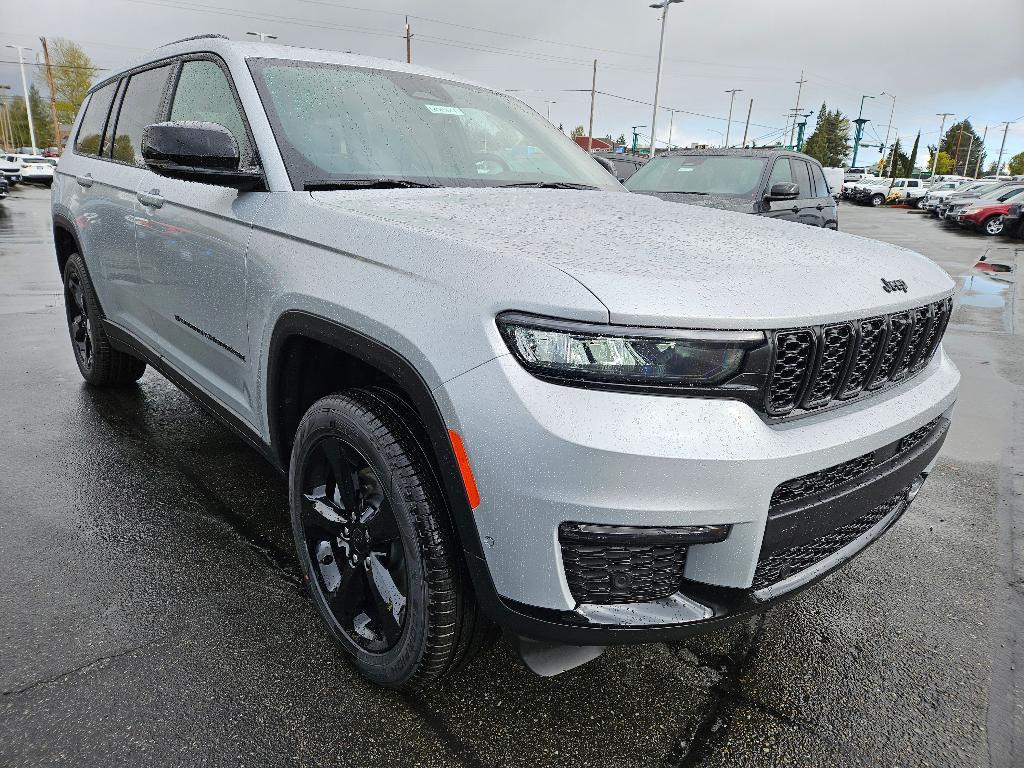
xmin=289 ymin=390 xmax=495 ymax=690
xmin=63 ymin=253 xmax=147 ymax=386
xmin=981 ymin=215 xmax=1004 ymax=236
xmin=871 ymin=193 xmax=884 ymax=207
xmin=914 ymin=197 xmax=926 ymax=209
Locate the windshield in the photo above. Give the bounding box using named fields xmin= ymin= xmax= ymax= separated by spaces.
xmin=980 ymin=185 xmax=1023 ymax=200
xmin=624 ymin=155 xmax=767 ymax=197
xmin=247 ymin=58 xmax=620 ymax=191
xmin=23 ymin=156 xmax=47 ymax=163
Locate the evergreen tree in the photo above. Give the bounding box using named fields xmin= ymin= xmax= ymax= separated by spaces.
xmin=905 ymin=132 xmax=920 ymax=177
xmin=802 ymin=102 xmax=851 ymax=167
xmin=8 ymin=85 xmax=55 ymax=149
xmin=884 ymin=139 xmax=910 ymax=178
xmin=939 ymin=119 xmax=985 ymax=175
xmin=616 ymin=133 xmax=627 ymax=147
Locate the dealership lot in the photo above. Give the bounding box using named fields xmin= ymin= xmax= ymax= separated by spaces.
xmin=0 ymin=185 xmax=1021 ymax=766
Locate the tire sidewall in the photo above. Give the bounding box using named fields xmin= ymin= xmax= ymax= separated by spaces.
xmin=288 ymin=399 xmax=431 ymax=687
xmin=63 ymin=254 xmax=97 ymax=380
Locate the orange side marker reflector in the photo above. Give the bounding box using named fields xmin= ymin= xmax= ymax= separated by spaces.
xmin=448 ymin=429 xmax=481 ymax=510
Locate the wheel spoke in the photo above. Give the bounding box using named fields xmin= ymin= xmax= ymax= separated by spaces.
xmin=302 ymin=484 xmax=346 ymax=534
xmin=321 ymin=436 xmax=361 ymax=519
xmin=327 ymin=561 xmax=366 ymax=625
xmin=366 ymin=553 xmax=405 ymax=645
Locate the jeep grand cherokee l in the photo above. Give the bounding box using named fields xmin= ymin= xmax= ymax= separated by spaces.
xmin=52 ymin=36 xmax=959 ymax=689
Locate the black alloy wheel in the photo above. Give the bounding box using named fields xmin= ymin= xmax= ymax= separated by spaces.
xmin=298 ymin=435 xmax=409 ymax=653
xmin=62 ymin=253 xmax=147 ymax=386
xmin=289 ymin=391 xmax=497 ymax=689
xmin=65 ymin=268 xmax=94 ymax=373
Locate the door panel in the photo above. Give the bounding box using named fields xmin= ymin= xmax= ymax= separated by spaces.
xmin=134 ymin=57 xmax=266 ymax=423
xmin=790 ymin=159 xmax=824 ymax=227
xmin=765 ymin=158 xmax=801 ymax=223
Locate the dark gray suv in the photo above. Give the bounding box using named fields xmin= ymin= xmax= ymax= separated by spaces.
xmin=626 ymin=148 xmax=838 ymax=229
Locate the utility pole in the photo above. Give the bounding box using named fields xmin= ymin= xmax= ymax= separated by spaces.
xmin=995 ymin=121 xmax=1012 ymax=175
xmin=930 ymin=113 xmax=954 ymax=177
xmin=587 ymin=59 xmax=597 ymax=152
xmin=245 ymin=31 xmax=278 ymax=42
xmin=741 ymin=97 xmax=753 ymax=148
xmin=40 ymin=38 xmax=62 ymax=149
xmin=724 ymin=89 xmax=742 ymax=148
xmin=851 ymin=94 xmax=874 ymax=168
xmin=667 ymin=109 xmax=676 ymax=149
xmin=405 ymin=16 xmax=412 ymax=64
xmin=647 ymin=0 xmax=683 ymax=158
xmin=5 ymin=45 xmax=36 ymax=152
xmin=787 ymin=70 xmax=807 ymax=147
xmin=0 ymin=86 xmax=10 ymax=151
xmin=975 ymin=125 xmax=988 ymax=178
xmin=962 ymin=134 xmax=975 ymax=180
xmin=879 ymin=91 xmax=895 ymax=175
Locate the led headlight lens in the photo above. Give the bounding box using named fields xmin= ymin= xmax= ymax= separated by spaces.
xmin=497 ymin=313 xmax=764 ymax=387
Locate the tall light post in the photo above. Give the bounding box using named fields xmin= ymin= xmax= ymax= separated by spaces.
xmin=246 ymin=31 xmax=278 ymax=42
xmin=879 ymin=91 xmax=896 ymax=177
xmin=995 ymin=121 xmax=1014 ymax=175
xmin=850 ymin=94 xmax=874 ymax=168
xmin=724 ymin=89 xmax=742 ymax=148
xmin=647 ymin=0 xmax=683 ymax=157
xmin=5 ymin=45 xmax=36 ymax=152
xmin=930 ymin=113 xmax=954 ymax=177
xmin=667 ymin=109 xmax=677 ymax=149
xmin=544 ymin=100 xmax=557 ymax=123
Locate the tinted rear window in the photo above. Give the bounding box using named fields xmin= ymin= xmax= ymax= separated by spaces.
xmin=110 ymin=64 xmax=173 ymax=166
xmin=75 ymin=82 xmax=118 ymax=156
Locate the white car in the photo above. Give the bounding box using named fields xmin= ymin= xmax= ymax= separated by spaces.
xmin=3 ymin=154 xmax=55 ymax=185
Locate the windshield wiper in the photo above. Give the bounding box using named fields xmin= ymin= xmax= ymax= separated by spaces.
xmin=657 ymin=190 xmax=709 ymax=195
xmin=498 ymin=181 xmax=599 ymax=190
xmin=305 ymin=178 xmax=441 ymax=191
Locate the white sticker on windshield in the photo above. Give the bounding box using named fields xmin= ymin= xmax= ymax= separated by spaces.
xmin=676 ymin=167 xmax=695 ymax=172
xmin=425 ymin=104 xmax=464 ymax=115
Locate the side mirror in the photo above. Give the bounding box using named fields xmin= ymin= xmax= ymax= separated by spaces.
xmin=594 ymin=156 xmax=616 ymax=175
xmin=765 ymin=182 xmax=800 ymax=201
xmin=141 ymin=121 xmax=262 ymax=190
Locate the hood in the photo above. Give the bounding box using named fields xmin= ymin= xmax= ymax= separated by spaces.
xmin=311 ymin=188 xmax=954 ymax=328
xmin=631 ymin=190 xmax=755 ymax=213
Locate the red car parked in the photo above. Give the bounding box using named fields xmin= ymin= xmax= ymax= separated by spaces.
xmin=955 ymin=202 xmax=1012 ymax=236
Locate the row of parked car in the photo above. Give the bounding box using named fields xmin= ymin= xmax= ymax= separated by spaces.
xmin=0 ymin=152 xmax=57 ymax=200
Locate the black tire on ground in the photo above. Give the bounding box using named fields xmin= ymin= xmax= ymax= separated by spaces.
xmin=289 ymin=390 xmax=496 ymax=690
xmin=914 ymin=197 xmax=926 ymax=209
xmin=871 ymin=194 xmax=885 ymax=207
xmin=63 ymin=252 xmax=147 ymax=386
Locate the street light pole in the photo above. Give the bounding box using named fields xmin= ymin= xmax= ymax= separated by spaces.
xmin=850 ymin=94 xmax=874 ymax=169
xmin=667 ymin=109 xmax=676 ymax=149
xmin=741 ymin=97 xmax=753 ymax=148
xmin=724 ymin=89 xmax=742 ymax=148
xmin=787 ymin=71 xmax=807 ymax=147
xmin=5 ymin=45 xmax=36 ymax=152
xmin=930 ymin=113 xmax=954 ymax=177
xmin=545 ymin=100 xmax=557 ymax=123
xmin=647 ymin=0 xmax=682 ymax=158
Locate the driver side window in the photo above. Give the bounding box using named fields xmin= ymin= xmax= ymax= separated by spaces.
xmin=768 ymin=158 xmax=794 ymax=188
xmin=170 ymin=60 xmax=254 ymax=167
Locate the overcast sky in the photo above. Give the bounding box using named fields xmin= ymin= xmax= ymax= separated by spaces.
xmin=3 ymin=0 xmax=1023 ymax=165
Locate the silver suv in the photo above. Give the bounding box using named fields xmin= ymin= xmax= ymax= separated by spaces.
xmin=52 ymin=36 xmax=960 ymax=689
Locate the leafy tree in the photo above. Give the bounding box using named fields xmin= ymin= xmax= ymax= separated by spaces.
xmin=939 ymin=119 xmax=985 ymax=176
xmin=985 ymin=161 xmax=999 ymax=175
xmin=8 ymin=85 xmax=55 ymax=149
xmin=802 ymin=102 xmax=851 ymax=167
xmin=35 ymin=39 xmax=98 ymax=134
xmin=884 ymin=139 xmax=911 ymax=178
xmin=616 ymin=133 xmax=627 ymax=146
xmin=1007 ymin=151 xmax=1024 ymax=175
xmin=930 ymin=150 xmax=954 ymax=174
xmin=571 ymin=125 xmax=585 ymax=138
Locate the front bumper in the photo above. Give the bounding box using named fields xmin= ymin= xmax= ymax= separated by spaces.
xmin=440 ymin=348 xmax=959 ymax=643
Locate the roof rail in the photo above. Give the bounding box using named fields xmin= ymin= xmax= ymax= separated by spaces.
xmin=159 ymin=33 xmax=230 ymax=48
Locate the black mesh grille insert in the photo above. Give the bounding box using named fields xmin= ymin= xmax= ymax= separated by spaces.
xmin=767 ymin=330 xmax=814 ymax=414
xmin=559 ymin=536 xmax=688 ymax=605
xmin=770 ymin=417 xmax=943 ymax=509
xmin=766 ymin=298 xmax=952 ymax=416
xmin=752 ymin=488 xmax=909 ymax=591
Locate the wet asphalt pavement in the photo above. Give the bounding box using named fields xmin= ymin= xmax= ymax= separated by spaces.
xmin=1 ymin=185 xmax=1022 ymax=767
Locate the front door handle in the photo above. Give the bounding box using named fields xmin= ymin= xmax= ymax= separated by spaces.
xmin=137 ymin=189 xmax=164 ymax=209
xmin=76 ymin=173 xmax=93 ymax=188
xmin=816 ymin=204 xmax=825 ymax=211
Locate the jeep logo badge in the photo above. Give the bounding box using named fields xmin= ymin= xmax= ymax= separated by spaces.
xmin=881 ymin=278 xmax=908 ymax=293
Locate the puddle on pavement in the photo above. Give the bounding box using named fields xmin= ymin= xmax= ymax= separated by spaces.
xmin=955 ymin=253 xmax=1016 ymax=333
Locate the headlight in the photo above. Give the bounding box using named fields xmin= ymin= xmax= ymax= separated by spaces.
xmin=961 ymin=207 xmax=981 ymax=214
xmin=496 ymin=312 xmax=765 ymax=388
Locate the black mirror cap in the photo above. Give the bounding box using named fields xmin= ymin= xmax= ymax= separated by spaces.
xmin=142 ymin=121 xmax=263 ymax=190
xmin=594 ymin=156 xmax=616 ymax=174
xmin=766 ymin=182 xmax=800 ymax=201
